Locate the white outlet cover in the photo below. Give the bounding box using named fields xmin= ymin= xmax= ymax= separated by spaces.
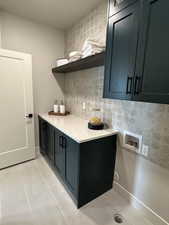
xmin=142 ymin=144 xmax=149 ymax=157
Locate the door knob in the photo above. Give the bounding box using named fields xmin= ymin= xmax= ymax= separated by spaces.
xmin=25 ymin=114 xmax=33 ymax=119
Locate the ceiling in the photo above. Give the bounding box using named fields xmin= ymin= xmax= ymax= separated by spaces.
xmin=0 ymin=0 xmax=104 ymax=30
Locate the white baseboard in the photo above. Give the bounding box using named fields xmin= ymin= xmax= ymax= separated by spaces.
xmin=114 ymin=182 xmax=169 ymax=225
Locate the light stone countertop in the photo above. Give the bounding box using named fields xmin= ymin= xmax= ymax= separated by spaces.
xmin=39 ymin=113 xmax=118 ymax=143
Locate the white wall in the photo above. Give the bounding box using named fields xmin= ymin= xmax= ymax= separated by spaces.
xmin=115 ymin=146 xmax=169 ymax=224
xmin=0 ymin=11 xmax=65 ymax=147
xmin=0 ymin=12 xmax=2 ymax=47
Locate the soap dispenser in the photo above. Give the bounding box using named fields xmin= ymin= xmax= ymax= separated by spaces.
xmin=54 ymin=100 xmax=59 ymax=113
xmin=60 ymin=100 xmax=66 ymax=114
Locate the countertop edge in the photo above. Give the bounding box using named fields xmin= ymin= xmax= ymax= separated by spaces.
xmin=38 ymin=114 xmax=118 ymax=143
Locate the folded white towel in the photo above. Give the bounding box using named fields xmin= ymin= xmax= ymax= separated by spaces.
xmin=56 ymin=58 xmax=69 ymax=67
xmin=69 ymin=55 xmax=81 ymax=62
xmin=82 ymin=50 xmax=104 ymax=58
xmin=82 ymin=39 xmax=105 ymax=51
xmin=82 ymin=45 xmax=105 ymax=58
xmin=69 ymin=51 xmax=82 ymax=58
xmin=83 ymin=46 xmax=105 ymax=53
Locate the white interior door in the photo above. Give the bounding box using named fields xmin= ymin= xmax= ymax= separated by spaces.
xmin=0 ymin=49 xmax=35 ymax=169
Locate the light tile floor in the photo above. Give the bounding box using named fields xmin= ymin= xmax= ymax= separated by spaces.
xmin=0 ymin=155 xmax=154 ymax=225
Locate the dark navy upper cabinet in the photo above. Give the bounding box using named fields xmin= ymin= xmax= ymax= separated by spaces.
xmin=104 ymin=2 xmax=140 ymax=100
xmin=109 ymin=0 xmax=137 ymax=17
xmin=133 ymin=0 xmax=169 ymax=104
xmin=104 ymin=0 xmax=169 ymax=104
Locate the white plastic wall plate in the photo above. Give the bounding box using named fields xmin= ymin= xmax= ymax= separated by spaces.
xmin=123 ymin=131 xmax=143 ymax=154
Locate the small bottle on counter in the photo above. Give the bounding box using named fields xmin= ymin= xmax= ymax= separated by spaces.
xmin=60 ymin=100 xmax=66 ymax=114
xmin=54 ymin=100 xmax=59 ymax=113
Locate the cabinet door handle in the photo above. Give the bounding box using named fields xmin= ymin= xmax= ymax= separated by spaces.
xmin=126 ymin=76 xmax=133 ymax=94
xmin=59 ymin=136 xmax=63 ymax=147
xmin=134 ymin=76 xmax=141 ymax=95
xmin=62 ymin=137 xmax=67 ymax=149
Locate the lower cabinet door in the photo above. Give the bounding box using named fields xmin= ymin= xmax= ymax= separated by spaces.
xmin=54 ymin=129 xmax=65 ymax=179
xmin=64 ymin=136 xmax=79 ymax=196
xmin=39 ymin=118 xmax=48 ymax=155
xmin=46 ymin=124 xmax=55 ymax=163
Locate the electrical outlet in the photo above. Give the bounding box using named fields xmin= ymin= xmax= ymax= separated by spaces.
xmin=141 ymin=144 xmax=149 ymax=157
xmin=82 ymin=102 xmax=86 ymax=111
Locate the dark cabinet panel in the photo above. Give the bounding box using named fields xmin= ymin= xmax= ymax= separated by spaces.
xmin=109 ymin=0 xmax=137 ymax=17
xmin=46 ymin=124 xmax=55 ymax=163
xmin=105 ymin=0 xmax=169 ymax=104
xmin=54 ymin=130 xmax=65 ymax=179
xmin=39 ymin=117 xmax=55 ymax=162
xmin=39 ymin=118 xmax=48 ymax=155
xmin=78 ymin=135 xmax=117 ymax=208
xmin=134 ymin=0 xmax=169 ymax=104
xmin=104 ymin=2 xmax=139 ymax=100
xmin=38 ymin=117 xmax=117 ymax=208
xmin=64 ymin=136 xmax=79 ymax=196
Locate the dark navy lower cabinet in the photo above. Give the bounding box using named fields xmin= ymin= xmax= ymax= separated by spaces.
xmin=39 ymin=117 xmax=55 ymax=164
xmin=39 ymin=118 xmax=48 ymax=155
xmin=46 ymin=124 xmax=55 ymax=163
xmin=39 ymin=117 xmax=117 ymax=208
xmin=54 ymin=129 xmax=66 ymax=179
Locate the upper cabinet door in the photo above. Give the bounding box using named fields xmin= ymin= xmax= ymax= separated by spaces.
xmin=134 ymin=0 xmax=169 ymax=104
xmin=104 ymin=2 xmax=139 ymax=100
xmin=109 ymin=0 xmax=137 ymax=17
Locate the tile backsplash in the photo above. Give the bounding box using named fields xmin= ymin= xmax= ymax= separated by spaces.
xmin=65 ymin=1 xmax=107 ymax=56
xmin=64 ymin=1 xmax=169 ymax=170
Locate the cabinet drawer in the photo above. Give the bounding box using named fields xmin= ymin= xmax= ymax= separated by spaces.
xmin=109 ymin=0 xmax=137 ymax=17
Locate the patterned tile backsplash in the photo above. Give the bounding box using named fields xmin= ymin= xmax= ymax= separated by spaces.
xmin=65 ymin=1 xmax=107 ymax=56
xmin=64 ymin=1 xmax=169 ymax=170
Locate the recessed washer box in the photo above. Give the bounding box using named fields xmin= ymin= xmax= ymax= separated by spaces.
xmin=123 ymin=131 xmax=142 ymax=153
